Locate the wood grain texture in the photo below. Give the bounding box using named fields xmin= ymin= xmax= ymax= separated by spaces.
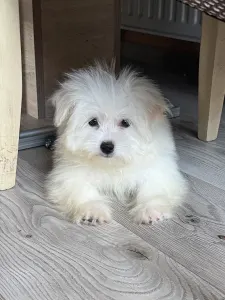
xmin=2 ymin=60 xmax=225 ymax=298
xmin=0 ymin=156 xmax=224 ymax=299
xmin=0 ymin=0 xmax=22 ymax=190
xmin=113 ymin=172 xmax=225 ymax=293
xmin=198 ymin=13 xmax=225 ymax=141
xmin=19 ymin=0 xmax=38 ymax=119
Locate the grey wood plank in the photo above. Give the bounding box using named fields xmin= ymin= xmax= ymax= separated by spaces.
xmin=19 ymin=146 xmax=53 ymax=172
xmin=112 ymin=172 xmax=225 ymax=294
xmin=162 ymin=78 xmax=225 ymax=191
xmin=172 ymin=117 xmax=225 ymax=191
xmin=0 ymin=156 xmax=223 ymax=300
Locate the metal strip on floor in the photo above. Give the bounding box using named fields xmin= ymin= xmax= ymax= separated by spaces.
xmin=19 ymin=126 xmax=56 ymax=150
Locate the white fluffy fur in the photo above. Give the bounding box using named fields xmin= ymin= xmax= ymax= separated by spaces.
xmin=46 ymin=62 xmax=187 ymax=225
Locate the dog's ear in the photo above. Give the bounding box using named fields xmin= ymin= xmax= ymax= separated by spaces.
xmin=147 ymin=83 xmax=169 ymax=117
xmin=120 ymin=69 xmax=169 ymax=119
xmin=150 ymin=95 xmax=170 ymax=119
xmin=50 ymin=88 xmax=75 ymax=127
xmin=140 ymin=83 xmax=169 ymax=120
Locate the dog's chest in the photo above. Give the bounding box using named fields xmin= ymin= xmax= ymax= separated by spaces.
xmin=93 ymin=165 xmax=143 ymax=198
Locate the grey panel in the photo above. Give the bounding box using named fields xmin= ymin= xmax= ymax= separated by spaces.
xmin=121 ymin=0 xmax=201 ymax=42
xmin=19 ymin=126 xmax=56 ymax=150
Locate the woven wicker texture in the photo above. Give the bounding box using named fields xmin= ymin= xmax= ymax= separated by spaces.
xmin=180 ymin=0 xmax=225 ymax=22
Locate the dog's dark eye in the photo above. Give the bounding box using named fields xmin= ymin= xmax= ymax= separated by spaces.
xmin=120 ymin=119 xmax=130 ymax=128
xmin=89 ymin=118 xmax=99 ymax=127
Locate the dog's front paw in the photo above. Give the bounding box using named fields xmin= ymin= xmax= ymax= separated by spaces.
xmin=73 ymin=202 xmax=112 ymax=225
xmin=130 ymin=203 xmax=172 ymax=224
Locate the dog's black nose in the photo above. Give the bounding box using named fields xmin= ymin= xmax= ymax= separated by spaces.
xmin=100 ymin=141 xmax=114 ymax=155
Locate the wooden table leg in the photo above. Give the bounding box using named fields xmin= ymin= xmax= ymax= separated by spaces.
xmin=198 ymin=13 xmax=225 ymax=142
xmin=0 ymin=0 xmax=22 ymax=190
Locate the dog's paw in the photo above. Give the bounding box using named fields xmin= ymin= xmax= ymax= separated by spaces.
xmin=73 ymin=202 xmax=112 ymax=225
xmin=130 ymin=204 xmax=172 ymax=224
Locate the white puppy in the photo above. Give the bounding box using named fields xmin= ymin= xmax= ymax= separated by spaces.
xmin=46 ymin=62 xmax=187 ymax=225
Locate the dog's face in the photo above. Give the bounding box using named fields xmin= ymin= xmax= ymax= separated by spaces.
xmin=51 ymin=64 xmax=167 ymax=163
xmin=64 ymin=97 xmax=148 ymax=162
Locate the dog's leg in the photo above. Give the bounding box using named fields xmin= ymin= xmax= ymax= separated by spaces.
xmin=70 ymin=191 xmax=112 ymax=225
xmin=47 ymin=178 xmax=112 ymax=225
xmin=130 ymin=192 xmax=173 ymax=225
xmin=129 ymin=177 xmax=186 ymax=224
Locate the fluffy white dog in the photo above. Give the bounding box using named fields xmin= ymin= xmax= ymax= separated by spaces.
xmin=46 ymin=62 xmax=187 ymax=225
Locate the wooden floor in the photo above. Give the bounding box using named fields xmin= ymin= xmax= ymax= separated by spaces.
xmin=1 ymin=86 xmax=225 ymax=299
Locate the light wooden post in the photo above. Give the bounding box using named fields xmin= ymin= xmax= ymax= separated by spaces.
xmin=0 ymin=0 xmax=22 ymax=190
xmin=198 ymin=13 xmax=225 ymax=141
